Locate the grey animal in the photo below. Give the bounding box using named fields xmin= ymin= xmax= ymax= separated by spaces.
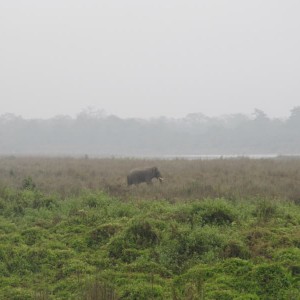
xmin=127 ymin=167 xmax=164 ymax=186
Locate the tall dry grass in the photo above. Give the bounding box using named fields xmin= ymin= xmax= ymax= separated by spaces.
xmin=0 ymin=156 xmax=300 ymax=202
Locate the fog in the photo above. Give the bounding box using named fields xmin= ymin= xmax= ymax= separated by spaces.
xmin=1 ymin=1 xmax=300 ymax=119
xmin=0 ymin=108 xmax=300 ymax=156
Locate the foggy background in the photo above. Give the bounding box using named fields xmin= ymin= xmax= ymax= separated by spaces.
xmin=1 ymin=1 xmax=300 ymax=156
xmin=0 ymin=108 xmax=300 ymax=156
xmin=1 ymin=0 xmax=300 ymax=119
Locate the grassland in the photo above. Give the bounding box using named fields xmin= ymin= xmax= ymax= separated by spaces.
xmin=0 ymin=156 xmax=300 ymax=299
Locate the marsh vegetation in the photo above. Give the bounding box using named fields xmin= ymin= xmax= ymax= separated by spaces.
xmin=0 ymin=156 xmax=300 ymax=299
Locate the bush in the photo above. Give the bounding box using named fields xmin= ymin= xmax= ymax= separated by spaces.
xmin=206 ymin=289 xmax=238 ymax=300
xmin=108 ymin=237 xmax=143 ymax=263
xmin=83 ymin=279 xmax=119 ymax=300
xmin=274 ymin=248 xmax=300 ymax=276
xmin=32 ymin=195 xmax=58 ymax=210
xmin=234 ymin=294 xmax=259 ymax=300
xmin=253 ymin=264 xmax=291 ymax=298
xmin=21 ymin=176 xmax=36 ymax=191
xmin=158 ymin=226 xmax=224 ymax=273
xmin=120 ymin=282 xmax=164 ymax=300
xmin=158 ymin=222 xmax=198 ymax=272
xmin=21 ymin=227 xmax=43 ymax=246
xmin=221 ymin=258 xmax=253 ymax=276
xmin=172 ymin=264 xmax=212 ymax=299
xmin=186 ymin=227 xmax=224 ymax=256
xmin=254 ymin=199 xmax=278 ymax=222
xmin=87 ymin=223 xmax=121 ymax=248
xmin=191 ymin=199 xmax=238 ymax=226
xmin=0 ymin=198 xmax=6 ymax=213
xmin=222 ymin=240 xmax=250 ymax=259
xmin=108 ymin=218 xmax=161 ymax=261
xmin=0 ymin=287 xmax=33 ymax=300
xmin=124 ymin=260 xmax=172 ymax=278
xmin=125 ymin=219 xmax=159 ymax=248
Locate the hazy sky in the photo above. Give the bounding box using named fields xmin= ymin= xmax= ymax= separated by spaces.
xmin=1 ymin=0 xmax=299 ymax=119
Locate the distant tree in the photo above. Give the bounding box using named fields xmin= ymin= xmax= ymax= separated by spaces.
xmin=76 ymin=107 xmax=105 ymax=120
xmin=0 ymin=108 xmax=300 ymax=155
xmin=252 ymin=109 xmax=269 ymax=122
xmin=285 ymin=107 xmax=300 ymax=149
xmin=288 ymin=106 xmax=300 ymax=124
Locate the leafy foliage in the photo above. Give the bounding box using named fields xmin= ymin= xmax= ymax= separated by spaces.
xmin=0 ymin=188 xmax=298 ymax=299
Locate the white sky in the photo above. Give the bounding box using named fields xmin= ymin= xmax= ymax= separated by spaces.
xmin=0 ymin=0 xmax=299 ymax=119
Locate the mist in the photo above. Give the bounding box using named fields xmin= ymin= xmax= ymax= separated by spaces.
xmin=0 ymin=108 xmax=299 ymax=156
xmin=1 ymin=1 xmax=300 ymax=120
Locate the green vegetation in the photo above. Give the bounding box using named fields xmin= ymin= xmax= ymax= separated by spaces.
xmin=0 ymin=157 xmax=300 ymax=299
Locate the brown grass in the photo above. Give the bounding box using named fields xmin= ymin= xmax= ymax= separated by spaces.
xmin=1 ymin=156 xmax=300 ymax=202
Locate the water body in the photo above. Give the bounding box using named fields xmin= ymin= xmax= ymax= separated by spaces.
xmin=157 ymin=154 xmax=300 ymax=160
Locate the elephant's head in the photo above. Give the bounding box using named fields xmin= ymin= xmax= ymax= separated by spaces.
xmin=152 ymin=167 xmax=163 ymax=182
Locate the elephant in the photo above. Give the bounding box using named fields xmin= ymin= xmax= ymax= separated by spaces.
xmin=127 ymin=167 xmax=163 ymax=186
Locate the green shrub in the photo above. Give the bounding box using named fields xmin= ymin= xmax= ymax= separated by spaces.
xmin=274 ymin=247 xmax=300 ymax=265
xmin=25 ymin=247 xmax=54 ymax=273
xmin=124 ymin=260 xmax=172 ymax=278
xmin=191 ymin=199 xmax=238 ymax=226
xmin=120 ymin=282 xmax=164 ymax=300
xmin=290 ymin=264 xmax=300 ymax=276
xmin=253 ymin=264 xmax=291 ymax=298
xmin=83 ymin=279 xmax=119 ymax=300
xmin=87 ymin=223 xmax=121 ymax=248
xmin=121 ymin=248 xmax=142 ymax=263
xmin=172 ymin=264 xmax=212 ymax=299
xmin=206 ymin=288 xmax=238 ymax=300
xmin=245 ymin=228 xmax=274 ymax=258
xmin=168 ymin=205 xmax=194 ymax=225
xmin=61 ymin=258 xmax=95 ymax=278
xmin=186 ymin=227 xmax=224 ymax=256
xmin=254 ymin=199 xmax=278 ymax=222
xmin=32 ymin=195 xmax=58 ymax=210
xmin=107 ymin=236 xmax=143 ymax=263
xmin=221 ymin=258 xmax=253 ymax=276
xmin=0 ymin=198 xmax=6 ymax=213
xmin=5 ymin=247 xmax=33 ymax=275
xmin=13 ymin=204 xmax=25 ymax=217
xmin=158 ymin=227 xmax=190 ymax=273
xmin=159 ymin=226 xmax=224 ymax=273
xmin=0 ymin=261 xmax=9 ymax=276
xmin=21 ymin=227 xmax=43 ymax=246
xmin=233 ymin=294 xmax=259 ymax=300
xmin=84 ymin=194 xmax=100 ymax=208
xmin=107 ymin=219 xmax=161 ymax=261
xmin=218 ymin=258 xmax=257 ymax=293
xmin=108 ymin=201 xmax=139 ymax=218
xmin=0 ymin=219 xmax=18 ymax=233
xmin=274 ymin=248 xmax=300 ymax=276
xmin=125 ymin=219 xmax=159 ymax=248
xmin=0 ymin=287 xmax=33 ymax=300
xmin=21 ymin=176 xmax=36 ymax=191
xmin=222 ymin=240 xmax=250 ymax=259
xmin=280 ymin=288 xmax=300 ymax=300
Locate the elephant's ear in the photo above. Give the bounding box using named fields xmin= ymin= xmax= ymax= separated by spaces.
xmin=152 ymin=167 xmax=158 ymax=176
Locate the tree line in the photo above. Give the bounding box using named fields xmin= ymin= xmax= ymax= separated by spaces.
xmin=1 ymin=107 xmax=300 ymax=156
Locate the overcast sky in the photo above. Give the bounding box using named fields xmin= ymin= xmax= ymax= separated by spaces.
xmin=1 ymin=0 xmax=299 ymax=119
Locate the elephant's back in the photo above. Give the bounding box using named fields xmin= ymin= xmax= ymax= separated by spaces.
xmin=128 ymin=167 xmax=150 ymax=175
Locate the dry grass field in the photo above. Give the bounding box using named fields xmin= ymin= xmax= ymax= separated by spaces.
xmin=1 ymin=156 xmax=300 ymax=202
